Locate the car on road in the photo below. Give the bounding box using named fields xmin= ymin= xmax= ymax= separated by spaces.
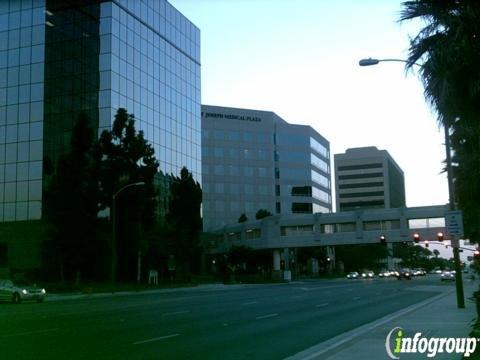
xmin=441 ymin=271 xmax=455 ymax=281
xmin=396 ymin=269 xmax=412 ymax=280
xmin=0 ymin=279 xmax=46 ymax=303
xmin=347 ymin=271 xmax=359 ymax=279
xmin=378 ymin=270 xmax=390 ymax=278
xmin=412 ymin=268 xmax=426 ymax=276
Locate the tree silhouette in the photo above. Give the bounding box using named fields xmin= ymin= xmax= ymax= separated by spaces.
xmin=44 ymin=112 xmax=100 ymax=281
xmin=255 ymin=209 xmax=273 ymax=220
xmin=97 ymin=108 xmax=159 ymax=281
xmin=238 ymin=213 xmax=248 ymax=223
xmin=167 ymin=167 xmax=202 ymax=277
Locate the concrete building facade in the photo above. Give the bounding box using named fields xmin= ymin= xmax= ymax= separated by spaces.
xmin=334 ymin=147 xmax=406 ymax=212
xmin=201 ymin=105 xmax=331 ymax=231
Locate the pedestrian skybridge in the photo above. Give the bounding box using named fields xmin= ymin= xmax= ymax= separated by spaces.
xmin=205 ymin=205 xmax=450 ymax=253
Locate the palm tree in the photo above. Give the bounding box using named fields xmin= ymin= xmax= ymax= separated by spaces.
xmin=399 ymin=1 xmax=480 ymax=241
xmin=433 ymin=249 xmax=440 ymax=259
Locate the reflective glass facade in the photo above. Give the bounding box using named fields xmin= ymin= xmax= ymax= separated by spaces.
xmin=0 ymin=0 xmax=46 ymax=221
xmin=98 ymin=0 xmax=201 ymax=180
xmin=0 ymin=0 xmax=201 ymax=222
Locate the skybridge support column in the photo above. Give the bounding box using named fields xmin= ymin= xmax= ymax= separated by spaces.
xmin=283 ymin=248 xmax=290 ymax=270
xmin=273 ymin=249 xmax=281 ymax=280
xmin=326 ymin=246 xmax=335 ymax=273
xmin=387 ymin=242 xmax=394 ymax=269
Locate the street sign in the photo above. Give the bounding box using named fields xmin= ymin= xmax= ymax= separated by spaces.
xmin=445 ymin=210 xmax=464 ymax=238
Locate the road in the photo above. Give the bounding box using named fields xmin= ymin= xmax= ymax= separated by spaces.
xmin=0 ymin=276 xmax=452 ymax=360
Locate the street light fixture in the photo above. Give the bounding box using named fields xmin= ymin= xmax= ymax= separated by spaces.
xmin=359 ymin=57 xmax=465 ymax=308
xmin=358 ymin=58 xmax=421 ymax=67
xmin=111 ymin=181 xmax=145 ymax=290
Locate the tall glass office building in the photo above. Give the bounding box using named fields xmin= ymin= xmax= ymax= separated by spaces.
xmin=0 ymin=0 xmax=200 ymax=270
xmin=0 ymin=0 xmax=201 ymax=222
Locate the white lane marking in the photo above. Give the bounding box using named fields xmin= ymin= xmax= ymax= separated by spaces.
xmin=296 ymin=284 xmax=355 ymax=292
xmin=2 ymin=328 xmax=59 ymax=338
xmin=162 ymin=310 xmax=190 ymax=316
xmin=133 ymin=333 xmax=180 ymax=345
xmin=315 ymin=303 xmax=329 ymax=308
xmin=256 ymin=313 xmax=278 ymax=320
xmin=352 ymin=296 xmax=361 ymax=300
xmin=242 ymin=301 xmax=258 ymax=305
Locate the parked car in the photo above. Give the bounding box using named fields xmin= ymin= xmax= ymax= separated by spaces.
xmin=0 ymin=279 xmax=46 ymax=303
xmin=396 ymin=269 xmax=412 ymax=280
xmin=347 ymin=272 xmax=359 ymax=279
xmin=441 ymin=271 xmax=455 ymax=281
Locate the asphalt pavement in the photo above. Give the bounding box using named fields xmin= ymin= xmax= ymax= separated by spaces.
xmin=0 ymin=275 xmax=470 ymax=360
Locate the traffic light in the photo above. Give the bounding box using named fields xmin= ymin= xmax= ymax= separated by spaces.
xmin=380 ymin=235 xmax=386 ymax=244
xmin=424 ymin=240 xmax=429 ymax=248
xmin=413 ymin=233 xmax=420 ymax=243
xmin=437 ymin=232 xmax=444 ymax=242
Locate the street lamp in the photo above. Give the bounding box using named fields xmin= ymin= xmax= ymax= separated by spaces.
xmin=359 ymin=57 xmax=465 ymax=308
xmin=111 ymin=181 xmax=145 ymax=290
xmin=358 ymin=57 xmax=421 ymax=67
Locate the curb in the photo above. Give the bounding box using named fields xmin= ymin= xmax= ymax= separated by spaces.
xmin=45 ymin=283 xmax=253 ymax=302
xmin=285 ymin=289 xmax=454 ymax=360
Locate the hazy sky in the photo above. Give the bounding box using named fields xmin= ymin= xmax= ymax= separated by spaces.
xmin=170 ymin=0 xmax=449 ymax=210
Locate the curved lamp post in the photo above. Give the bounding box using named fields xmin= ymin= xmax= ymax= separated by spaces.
xmin=112 ymin=181 xmax=145 ymax=289
xmin=359 ymin=57 xmax=465 ymax=308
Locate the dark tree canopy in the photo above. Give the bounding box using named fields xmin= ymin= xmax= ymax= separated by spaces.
xmin=255 ymin=209 xmax=273 ymax=220
xmin=44 ymin=112 xmax=100 ymax=280
xmin=96 ymin=108 xmax=160 ymax=280
xmin=238 ymin=213 xmax=248 ymax=223
xmin=167 ymin=167 xmax=202 ymax=274
xmin=400 ymin=0 xmax=480 ymax=241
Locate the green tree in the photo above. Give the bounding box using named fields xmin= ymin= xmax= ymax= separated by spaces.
xmin=336 ymin=244 xmax=389 ymax=272
xmin=400 ymin=1 xmax=480 ymax=241
xmin=238 ymin=213 xmax=248 ymax=223
xmin=167 ymin=167 xmax=202 ymax=278
xmin=97 ymin=108 xmax=159 ymax=281
xmin=255 ymin=209 xmax=273 ymax=220
xmin=44 ymin=113 xmax=100 ymax=281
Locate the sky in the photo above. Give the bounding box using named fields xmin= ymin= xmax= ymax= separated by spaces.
xmin=170 ymin=0 xmax=449 ymax=210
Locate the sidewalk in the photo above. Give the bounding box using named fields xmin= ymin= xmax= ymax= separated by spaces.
xmin=289 ymin=281 xmax=478 ymax=360
xmin=45 ymin=282 xmax=249 ymax=302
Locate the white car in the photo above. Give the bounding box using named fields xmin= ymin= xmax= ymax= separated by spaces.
xmin=378 ymin=270 xmax=390 ymax=278
xmin=347 ymin=272 xmax=359 ymax=279
xmin=0 ymin=279 xmax=46 ymax=303
xmin=441 ymin=271 xmax=455 ymax=281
